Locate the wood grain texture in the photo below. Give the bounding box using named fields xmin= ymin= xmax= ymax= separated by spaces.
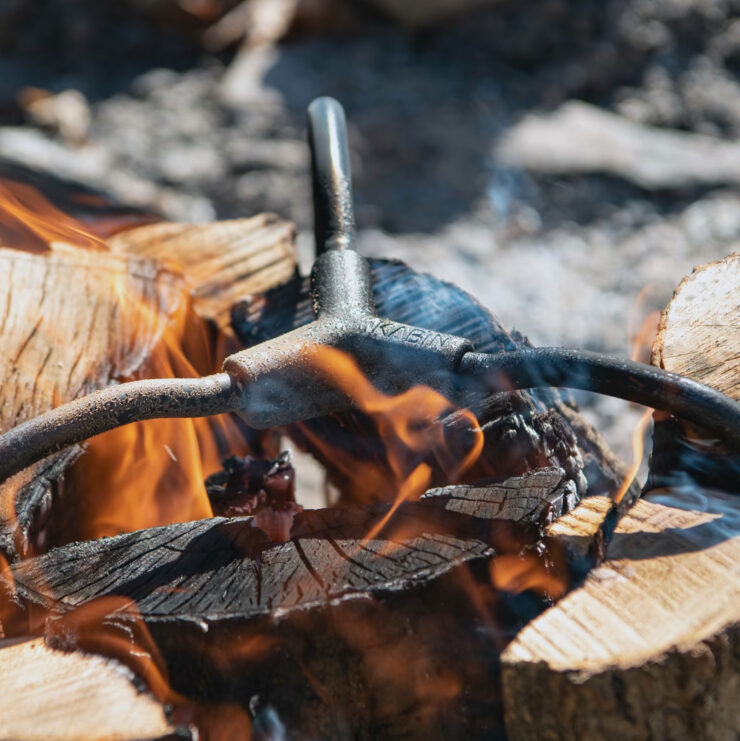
xmin=652 ymin=252 xmax=740 ymax=399
xmin=502 ymin=491 xmax=740 ymax=740
xmin=425 ymin=466 xmax=578 ymax=526
xmin=501 ymin=252 xmax=740 ymax=741
xmin=0 ymin=637 xmax=176 ymax=741
xmin=0 ymin=247 xmax=188 ymax=559
xmin=9 ymin=502 xmax=497 ymax=624
xmin=0 ymin=217 xmax=297 ymax=559
xmin=109 ymin=215 xmax=297 ymax=330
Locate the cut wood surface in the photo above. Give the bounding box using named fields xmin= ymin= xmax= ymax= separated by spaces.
xmin=8 ymin=488 xmax=515 ymax=624
xmin=0 ymin=637 xmax=176 ymax=741
xmin=7 ymin=467 xmax=571 ymax=628
xmin=425 ymin=466 xmax=578 ymax=526
xmin=652 ymin=251 xmax=740 ymax=400
xmin=501 ymin=252 xmax=740 ymax=741
xmin=0 ymin=247 xmax=188 ymax=559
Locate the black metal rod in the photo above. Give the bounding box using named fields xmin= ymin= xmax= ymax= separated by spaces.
xmin=0 ymin=374 xmax=240 ymax=484
xmin=459 ymin=348 xmax=740 ymax=450
xmin=308 ymin=97 xmax=373 ymax=317
xmin=307 ymin=96 xmax=356 ymax=254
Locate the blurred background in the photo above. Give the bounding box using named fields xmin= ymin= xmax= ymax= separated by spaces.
xmin=2 ymin=0 xmax=740 ymax=462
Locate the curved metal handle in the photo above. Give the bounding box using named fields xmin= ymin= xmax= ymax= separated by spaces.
xmin=308 ymin=97 xmax=356 ymax=255
xmin=459 ymin=349 xmax=740 ymax=451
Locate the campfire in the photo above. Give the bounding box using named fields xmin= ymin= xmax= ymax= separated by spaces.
xmin=1 ymin=97 xmax=739 ymax=741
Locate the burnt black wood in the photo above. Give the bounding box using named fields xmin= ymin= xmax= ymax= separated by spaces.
xmin=7 ymin=467 xmax=575 ymax=625
xmin=5 ymin=469 xmax=572 ymax=740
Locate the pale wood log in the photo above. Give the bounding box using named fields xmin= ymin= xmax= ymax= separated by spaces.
xmin=649 ymin=252 xmax=740 ymax=492
xmin=109 ymin=215 xmax=297 ymax=330
xmin=0 ymin=247 xmax=190 ymax=558
xmin=0 ymin=216 xmax=296 ymax=559
xmin=652 ymin=252 xmax=740 ymax=398
xmin=0 ymin=637 xmax=176 ymax=741
xmin=501 ymin=252 xmax=740 ymax=741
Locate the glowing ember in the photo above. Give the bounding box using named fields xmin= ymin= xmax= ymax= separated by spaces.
xmin=205 ymin=452 xmax=300 ymax=542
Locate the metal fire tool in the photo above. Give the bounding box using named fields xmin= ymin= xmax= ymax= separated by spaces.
xmin=1 ymin=97 xmax=739 ymax=485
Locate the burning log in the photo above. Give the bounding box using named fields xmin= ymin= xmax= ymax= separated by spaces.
xmin=500 ymin=253 xmax=740 ymax=741
xmin=0 ymin=196 xmax=296 ymax=559
xmin=3 ymin=96 xmax=705 ymax=738
xmin=233 ymin=258 xmax=636 ymax=508
xmin=0 ymin=234 xmax=639 ymax=735
xmin=5 ymin=466 xmax=574 ymax=738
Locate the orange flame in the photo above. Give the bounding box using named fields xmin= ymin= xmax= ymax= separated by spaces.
xmin=300 ymin=346 xmax=484 ymax=542
xmin=46 ymin=595 xmax=259 ymax=739
xmin=613 ymin=407 xmax=652 ymax=505
xmin=612 ymin=286 xmax=661 ymax=505
xmin=628 ymin=284 xmax=660 ymax=364
xmin=489 ymin=551 xmax=567 ymax=599
xmin=64 ymin=283 xmax=253 ymax=543
xmin=0 ymin=179 xmax=107 ymax=252
xmin=0 ymin=178 xmax=256 ymax=546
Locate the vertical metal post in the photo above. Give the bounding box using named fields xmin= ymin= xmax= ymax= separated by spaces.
xmin=307 ymin=96 xmax=357 ymax=254
xmin=308 ymin=97 xmax=373 ymax=318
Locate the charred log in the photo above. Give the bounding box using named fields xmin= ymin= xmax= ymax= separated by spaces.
xmin=4 ymin=467 xmax=574 ymax=739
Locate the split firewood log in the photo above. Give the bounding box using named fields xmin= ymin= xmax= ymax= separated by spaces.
xmin=500 ymin=253 xmax=740 ymax=741
xmin=0 ymin=637 xmax=178 ymax=741
xmin=648 ymin=252 xmax=740 ymax=493
xmin=0 ymin=205 xmax=296 ymax=560
xmin=108 ymin=215 xmax=297 ymax=331
xmin=0 ymin=246 xmax=190 ymax=559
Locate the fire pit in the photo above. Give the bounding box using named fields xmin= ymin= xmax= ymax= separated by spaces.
xmin=1 ymin=97 xmax=738 ymax=478
xmin=0 ymin=98 xmax=739 ymax=740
